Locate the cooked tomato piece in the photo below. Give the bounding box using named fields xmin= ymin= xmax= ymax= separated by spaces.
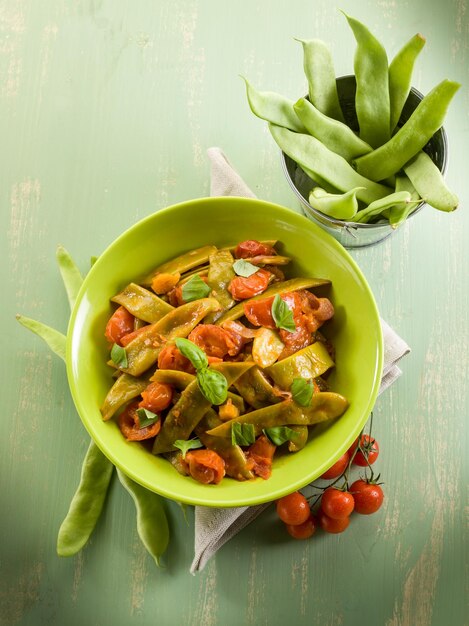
xmin=246 ymin=435 xmax=276 ymax=480
xmin=185 ymin=449 xmax=226 ymax=484
xmin=228 ymin=268 xmax=272 ymax=301
xmin=242 ymin=291 xmax=301 ymax=328
xmin=167 ymin=285 xmax=184 ymax=307
xmin=120 ymin=325 xmax=149 ymax=346
xmin=118 ymin=401 xmax=161 ymax=441
xmin=188 ymin=324 xmax=243 ymax=359
xmin=278 ymin=319 xmax=311 ymax=358
xmin=151 ymin=272 xmax=180 ymax=294
xmin=157 ymin=343 xmax=196 ymax=374
xmin=235 ymin=240 xmax=276 ymax=259
xmin=139 ymin=382 xmax=173 ymax=413
xmin=105 ymin=306 xmax=135 ymax=346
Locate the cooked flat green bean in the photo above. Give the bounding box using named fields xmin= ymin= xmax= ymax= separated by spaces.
xmin=16 ymin=315 xmax=67 ymax=361
xmin=233 ymin=366 xmax=284 ymax=409
xmin=269 ymin=124 xmax=392 ymax=204
xmin=56 ymin=245 xmax=84 ymax=310
xmin=295 ymin=38 xmax=345 ymax=122
xmin=308 ymin=187 xmax=363 ymax=220
xmin=354 ymin=80 xmax=460 ymax=181
xmin=141 ymin=245 xmax=217 ymax=286
xmin=100 ymin=371 xmax=154 ymax=421
xmin=266 ymin=342 xmax=334 ymax=389
xmin=204 ymin=249 xmax=236 ymax=323
xmin=342 ymin=12 xmax=390 ymax=148
xmin=388 ymin=175 xmax=421 ymax=228
xmin=350 ymin=190 xmax=417 ymax=223
xmin=117 ymin=469 xmax=169 ymax=567
xmin=287 ymin=425 xmax=309 ymax=452
xmin=293 ymin=97 xmax=372 ymax=161
xmin=216 ymin=276 xmax=331 ymax=324
xmin=389 ymin=33 xmax=426 ymax=132
xmin=404 ymin=150 xmax=459 ymax=212
xmin=112 ymin=283 xmax=173 ymax=324
xmin=242 ymin=77 xmax=307 ymax=133
xmin=57 ymin=441 xmax=114 ymax=557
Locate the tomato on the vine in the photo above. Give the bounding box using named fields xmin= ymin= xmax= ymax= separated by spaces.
xmin=318 ymin=510 xmax=350 ymax=534
xmin=351 ymin=434 xmax=379 ymax=466
xmin=285 ymin=514 xmax=317 ymax=539
xmin=350 ymin=480 xmax=384 ymax=514
xmin=320 ymin=488 xmax=354 ymax=520
xmin=320 ymin=452 xmax=350 ymax=479
xmin=276 ymin=492 xmax=310 ymax=526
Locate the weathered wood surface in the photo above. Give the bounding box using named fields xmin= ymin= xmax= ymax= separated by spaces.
xmin=1 ymin=1 xmax=467 ymax=625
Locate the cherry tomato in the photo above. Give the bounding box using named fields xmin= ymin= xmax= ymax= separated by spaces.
xmin=188 ymin=324 xmax=242 ymax=358
xmin=235 ymin=240 xmax=276 ymax=259
xmin=139 ymin=382 xmax=173 ymax=413
xmin=118 ymin=401 xmax=161 ymax=441
xmin=350 ymin=480 xmax=384 ymax=515
xmin=228 ymin=268 xmax=272 ymax=300
xmin=351 ymin=435 xmax=380 ymax=466
xmin=186 ymin=449 xmax=225 ymax=485
xmin=242 ymin=291 xmax=300 ymax=328
xmin=320 ymin=452 xmax=350 ymax=479
xmin=276 ymin=491 xmax=310 ymax=526
xmin=318 ymin=509 xmax=350 ymax=533
xmin=321 ymin=488 xmax=355 ymax=519
xmin=105 ymin=306 xmax=135 ymax=345
xmin=157 ymin=344 xmax=195 ymax=374
xmin=285 ymin=514 xmax=317 ymax=539
xmin=120 ymin=325 xmax=148 ymax=347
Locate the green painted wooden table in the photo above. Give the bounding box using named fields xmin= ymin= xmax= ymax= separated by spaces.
xmin=2 ymin=1 xmax=468 ymax=624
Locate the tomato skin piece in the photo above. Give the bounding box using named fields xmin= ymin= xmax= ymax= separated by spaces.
xmin=139 ymin=382 xmax=173 ymax=413
xmin=320 ymin=452 xmax=350 ymax=479
xmin=276 ymin=492 xmax=310 ymax=526
xmin=157 ymin=344 xmax=196 ymax=374
xmin=286 ymin=514 xmax=317 ymax=539
xmin=351 ymin=435 xmax=380 ymax=466
xmin=188 ymin=324 xmax=242 ymax=359
xmin=235 ymin=240 xmax=276 ymax=259
xmin=318 ymin=510 xmax=350 ymax=533
xmin=228 ymin=269 xmax=272 ymax=301
xmin=350 ymin=480 xmax=384 ymax=515
xmin=105 ymin=306 xmax=135 ymax=346
xmin=321 ymin=488 xmax=355 ymax=520
xmin=118 ymin=401 xmax=161 ymax=441
xmin=246 ymin=435 xmax=276 ymax=480
xmin=186 ymin=449 xmax=225 ymax=485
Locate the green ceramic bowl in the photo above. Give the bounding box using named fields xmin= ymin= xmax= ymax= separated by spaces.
xmin=66 ymin=197 xmax=383 ymax=507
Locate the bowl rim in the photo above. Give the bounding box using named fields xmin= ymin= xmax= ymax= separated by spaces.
xmin=65 ymin=196 xmax=384 ymax=506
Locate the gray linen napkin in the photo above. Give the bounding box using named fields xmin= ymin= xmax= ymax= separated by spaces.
xmin=190 ymin=148 xmax=410 ymax=573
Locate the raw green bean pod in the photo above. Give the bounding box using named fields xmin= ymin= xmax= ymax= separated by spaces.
xmin=112 ymin=283 xmax=174 ymax=324
xmin=295 ymin=38 xmax=345 ymax=122
xmin=141 ymin=245 xmax=217 ymax=286
xmin=403 ymin=150 xmax=459 ymax=212
xmin=242 ymin=77 xmax=307 ymax=133
xmin=216 ymin=276 xmax=331 ymax=324
xmin=206 ymin=392 xmax=349 ymax=438
xmin=342 ymin=12 xmax=390 ymax=148
xmin=204 ymin=249 xmax=236 ymax=323
xmin=57 ymin=441 xmax=114 ymax=557
xmin=354 ymin=79 xmax=461 ymax=181
xmin=293 ymin=97 xmax=372 ymax=161
xmin=350 ymin=190 xmax=418 ymax=223
xmin=117 ymin=469 xmax=169 ymax=567
xmin=389 ymin=33 xmax=426 ymax=132
xmin=287 ymin=425 xmax=309 ymax=452
xmin=100 ymin=371 xmax=154 ymax=421
xmin=269 ymin=124 xmax=393 ymax=205
xmin=308 ymin=187 xmax=364 ymax=220
xmin=388 ymin=175 xmax=421 ymax=228
xmin=265 ymin=341 xmax=334 ymax=389
xmin=16 ymin=315 xmax=67 ymax=361
xmin=56 ymin=245 xmax=84 ymax=310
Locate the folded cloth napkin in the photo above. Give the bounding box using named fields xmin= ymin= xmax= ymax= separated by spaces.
xmin=190 ymin=148 xmax=410 ymax=573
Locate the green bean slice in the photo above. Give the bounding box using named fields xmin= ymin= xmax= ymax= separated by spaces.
xmin=342 ymin=12 xmax=390 ymax=148
xmin=294 ymin=98 xmax=372 ymax=161
xmin=112 ymin=283 xmax=173 ymax=324
xmin=141 ymin=245 xmax=217 ymax=286
xmin=57 ymin=441 xmax=114 ymax=557
xmin=117 ymin=469 xmax=169 ymax=567
xmin=389 ymin=33 xmax=426 ymax=132
xmin=354 ymin=80 xmax=461 ymax=182
xmin=308 ymin=187 xmax=363 ymax=220
xmin=404 ymin=150 xmax=459 ymax=212
xmin=269 ymin=124 xmax=392 ymax=205
xmin=295 ymin=38 xmax=345 ymax=123
xmin=242 ymin=77 xmax=307 ymax=133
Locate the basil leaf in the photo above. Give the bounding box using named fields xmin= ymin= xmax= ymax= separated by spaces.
xmin=231 ymin=422 xmax=256 ymax=446
xmin=181 ymin=274 xmax=211 ymax=302
xmin=197 ymin=368 xmax=228 ymax=405
xmin=175 ymin=337 xmax=208 ymax=370
xmin=263 ymin=426 xmax=299 ymax=446
xmin=232 ymin=259 xmax=259 ymax=277
xmin=291 ymin=377 xmax=313 ymax=407
xmin=111 ymin=343 xmax=128 ymax=368
xmin=173 ymin=438 xmax=203 ymax=459
xmin=136 ymin=407 xmax=159 ymax=428
xmin=271 ymin=294 xmax=296 ymax=332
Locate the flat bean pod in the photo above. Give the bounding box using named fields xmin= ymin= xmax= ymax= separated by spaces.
xmin=389 ymin=33 xmax=426 ymax=132
xmin=388 ymin=175 xmax=421 ymax=228
xmin=354 ymin=79 xmax=460 ymax=181
xmin=269 ymin=124 xmax=393 ymax=205
xmin=242 ymin=77 xmax=306 ymax=133
xmin=56 ymin=245 xmax=84 ymax=310
xmin=266 ymin=341 xmax=334 ymax=389
xmin=117 ymin=469 xmax=169 ymax=567
xmin=296 ymin=38 xmax=345 ymax=122
xmin=204 ymin=249 xmax=236 ymax=323
xmin=294 ymin=97 xmax=372 ymax=161
xmin=308 ymin=186 xmax=363 ymax=220
xmin=141 ymin=245 xmax=217 ymax=286
xmin=16 ymin=315 xmax=67 ymax=361
xmin=351 ymin=191 xmax=417 ymax=223
xmin=57 ymin=441 xmax=114 ymax=557
xmin=404 ymin=150 xmax=459 ymax=212
xmin=112 ymin=283 xmax=174 ymax=324
xmin=233 ymin=366 xmax=284 ymax=409
xmin=100 ymin=371 xmax=153 ymax=421
xmin=287 ymin=425 xmax=309 ymax=452
xmin=343 ymin=12 xmax=390 ymax=148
